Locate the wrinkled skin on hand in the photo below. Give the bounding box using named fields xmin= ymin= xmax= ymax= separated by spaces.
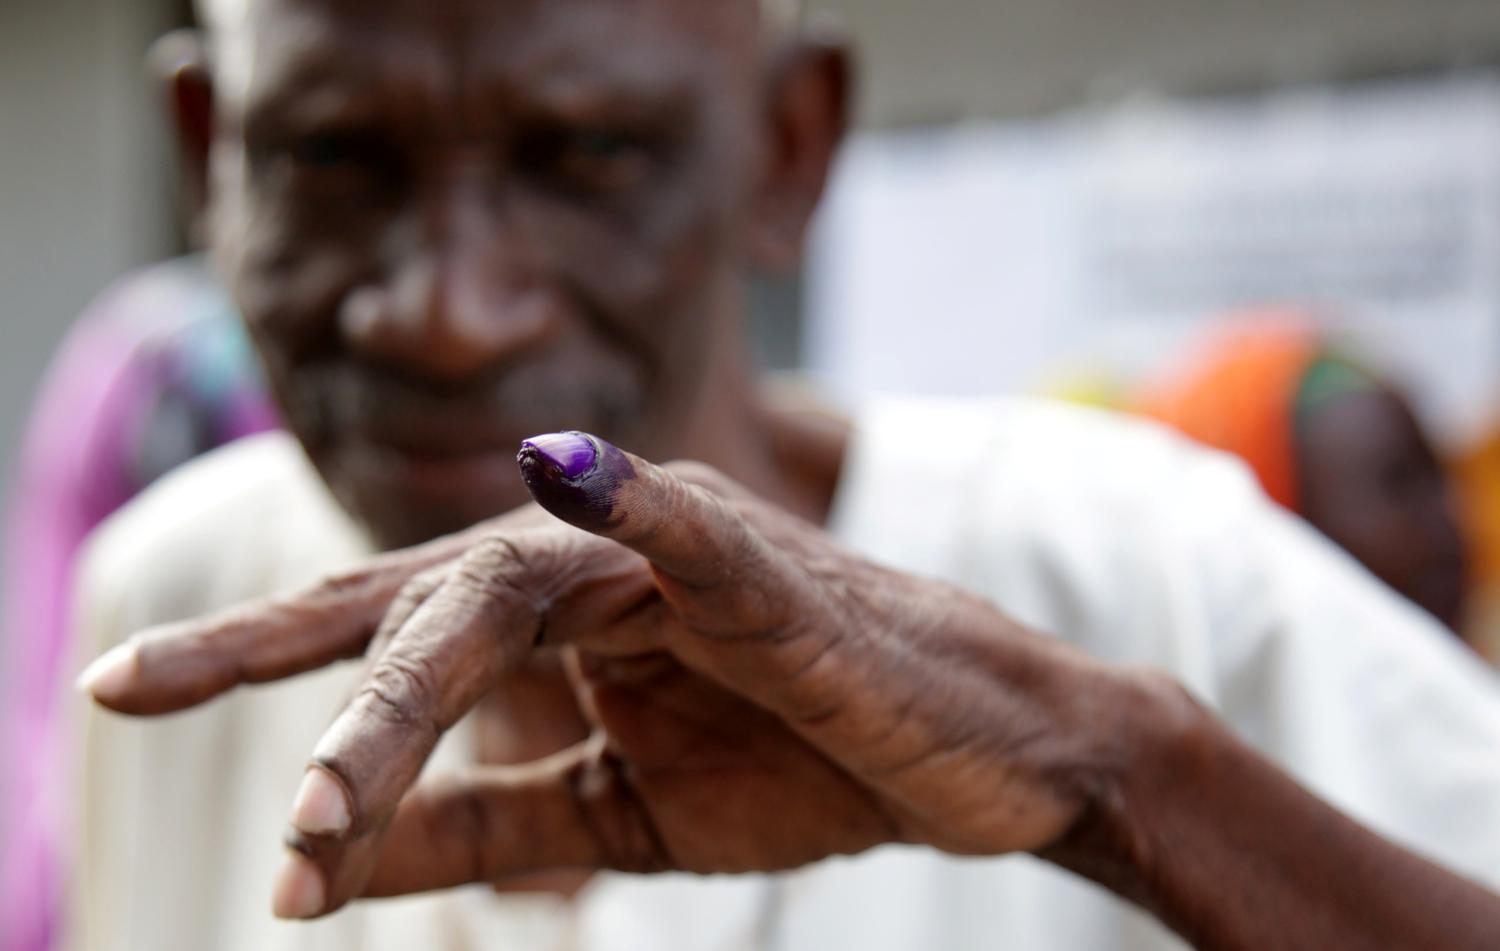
xmin=85 ymin=435 xmax=1143 ymax=919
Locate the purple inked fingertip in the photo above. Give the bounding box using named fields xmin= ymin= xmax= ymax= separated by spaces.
xmin=518 ymin=432 xmax=599 ymax=481
xmin=517 ymin=431 xmax=638 ymax=532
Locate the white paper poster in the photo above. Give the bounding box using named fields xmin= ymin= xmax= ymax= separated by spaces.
xmin=808 ymin=73 xmax=1500 ymax=444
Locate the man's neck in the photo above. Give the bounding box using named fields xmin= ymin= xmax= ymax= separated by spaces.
xmin=670 ymin=343 xmax=849 ymax=527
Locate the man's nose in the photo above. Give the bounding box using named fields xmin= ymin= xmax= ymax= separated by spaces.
xmin=340 ymin=208 xmax=559 ymax=382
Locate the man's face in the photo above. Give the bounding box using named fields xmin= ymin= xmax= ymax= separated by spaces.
xmin=206 ymin=0 xmax=769 ymax=548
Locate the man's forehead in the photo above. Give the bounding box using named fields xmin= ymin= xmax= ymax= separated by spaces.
xmin=204 ymin=0 xmax=781 ymax=106
xmin=197 ymin=0 xmax=800 ymax=27
xmin=198 ymin=0 xmax=798 ymax=50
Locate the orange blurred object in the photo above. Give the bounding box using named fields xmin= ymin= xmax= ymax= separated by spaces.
xmin=1137 ymin=318 xmax=1320 ymax=511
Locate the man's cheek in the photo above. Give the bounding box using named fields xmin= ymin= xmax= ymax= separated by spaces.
xmin=236 ymin=243 xmax=365 ymax=356
xmin=565 ymin=227 xmax=728 ymax=342
xmin=226 ymin=263 xmax=348 ymax=451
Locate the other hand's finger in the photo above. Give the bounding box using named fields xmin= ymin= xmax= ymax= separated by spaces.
xmin=77 ymin=528 xmax=482 ymax=715
xmin=277 ymin=527 xmax=608 ymax=916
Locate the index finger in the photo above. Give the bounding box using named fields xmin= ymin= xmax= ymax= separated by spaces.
xmin=77 ymin=525 xmax=485 ymax=715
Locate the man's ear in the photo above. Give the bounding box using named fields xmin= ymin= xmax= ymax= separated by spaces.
xmin=749 ymin=33 xmax=854 ymax=274
xmin=148 ymin=29 xmax=215 ymax=243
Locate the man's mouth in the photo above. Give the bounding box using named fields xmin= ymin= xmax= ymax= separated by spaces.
xmin=341 ymin=430 xmax=531 ymax=502
xmin=354 ymin=416 xmax=526 ymax=458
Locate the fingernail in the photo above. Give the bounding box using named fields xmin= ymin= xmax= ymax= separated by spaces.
xmin=76 ymin=642 xmax=139 ymax=697
xmin=272 ymin=852 xmax=326 ymax=920
xmin=518 ymin=432 xmax=635 ymax=532
xmin=518 ymin=432 xmax=598 ymax=480
xmin=290 ymin=767 xmax=352 ymax=836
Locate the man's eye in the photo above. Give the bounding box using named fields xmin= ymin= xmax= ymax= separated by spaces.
xmin=566 ymin=129 xmax=641 ymax=162
xmin=291 ymin=134 xmax=354 ymax=167
xmin=285 ymin=131 xmax=392 ymax=173
xmin=526 ymin=126 xmax=658 ymax=194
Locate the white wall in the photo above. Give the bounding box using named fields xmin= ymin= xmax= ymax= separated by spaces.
xmin=0 ymin=0 xmax=179 ymax=626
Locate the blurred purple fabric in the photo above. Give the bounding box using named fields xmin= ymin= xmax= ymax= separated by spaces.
xmin=2 ymin=258 xmax=277 ymax=951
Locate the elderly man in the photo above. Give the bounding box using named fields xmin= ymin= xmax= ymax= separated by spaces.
xmin=67 ymin=0 xmax=1500 ymax=949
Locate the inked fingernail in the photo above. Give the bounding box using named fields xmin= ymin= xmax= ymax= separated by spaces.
xmin=272 ymin=851 xmax=326 ymax=920
xmin=518 ymin=432 xmax=598 ymax=481
xmin=290 ymin=767 xmax=351 ymax=836
xmin=76 ymin=642 xmax=139 ymax=698
xmin=516 ymin=432 xmax=637 ymax=532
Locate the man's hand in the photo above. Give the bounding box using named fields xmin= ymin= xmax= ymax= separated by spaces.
xmin=81 ymin=431 xmax=1136 ymax=919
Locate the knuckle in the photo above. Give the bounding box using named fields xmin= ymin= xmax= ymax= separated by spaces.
xmin=459 ymin=532 xmax=524 ymax=579
xmin=358 ymin=653 xmax=443 ymax=734
xmin=369 ymin=580 xmax=437 ymax=653
xmin=453 ymin=533 xmax=542 ymax=607
xmin=311 ymin=565 xmax=375 ymax=599
xmin=414 ymin=563 xmax=452 ymax=591
xmin=563 ymin=749 xmax=671 ymax=874
xmin=424 ymin=776 xmax=497 ymax=883
xmin=393 ymin=573 xmax=440 ymax=611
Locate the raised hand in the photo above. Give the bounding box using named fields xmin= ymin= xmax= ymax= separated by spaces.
xmin=82 ymin=431 xmax=1133 ymax=920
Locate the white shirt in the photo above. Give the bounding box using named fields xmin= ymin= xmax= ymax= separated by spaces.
xmin=66 ymin=397 xmax=1500 ymax=951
